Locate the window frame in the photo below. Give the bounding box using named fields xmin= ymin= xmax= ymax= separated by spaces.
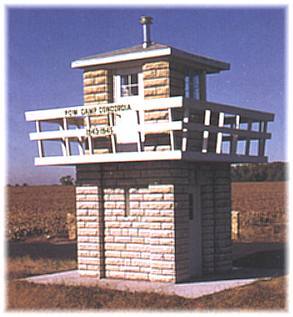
xmin=114 ymin=67 xmax=143 ymax=102
xmin=120 ymin=73 xmax=139 ymax=97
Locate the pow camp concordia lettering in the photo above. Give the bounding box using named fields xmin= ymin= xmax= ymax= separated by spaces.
xmin=64 ymin=104 xmax=131 ymax=117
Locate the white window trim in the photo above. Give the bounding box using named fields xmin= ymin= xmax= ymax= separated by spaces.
xmin=114 ymin=67 xmax=144 ymax=102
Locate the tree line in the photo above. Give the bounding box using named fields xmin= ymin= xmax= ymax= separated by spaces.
xmin=7 ymin=162 xmax=287 ymax=187
xmin=59 ymin=162 xmax=288 ymax=184
xmin=231 ymin=162 xmax=287 ymax=182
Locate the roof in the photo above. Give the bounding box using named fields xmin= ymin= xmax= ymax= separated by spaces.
xmin=71 ymin=42 xmax=230 ymax=73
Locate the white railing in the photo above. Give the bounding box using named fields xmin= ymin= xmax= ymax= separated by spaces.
xmin=25 ymin=97 xmax=274 ymax=166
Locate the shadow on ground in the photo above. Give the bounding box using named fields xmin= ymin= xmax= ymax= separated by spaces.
xmin=7 ymin=239 xmax=77 ymax=260
xmin=7 ymin=239 xmax=286 ymax=283
xmin=233 ymin=242 xmax=285 ymax=269
xmin=186 ymin=242 xmax=286 ymax=283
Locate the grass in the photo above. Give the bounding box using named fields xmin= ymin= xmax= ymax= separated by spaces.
xmin=192 ymin=276 xmax=287 ymax=311
xmin=6 ymin=256 xmax=77 ymax=280
xmin=6 ymin=256 xmax=287 ymax=311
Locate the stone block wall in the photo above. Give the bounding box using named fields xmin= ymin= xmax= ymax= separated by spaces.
xmin=199 ymin=164 xmax=232 ymax=273
xmin=83 ymin=69 xmax=113 ymax=153
xmin=83 ymin=69 xmax=113 ymax=104
xmin=142 ymin=61 xmax=171 ymax=151
xmin=75 ymin=161 xmax=232 ymax=282
xmin=76 ymin=162 xmax=177 ymax=282
xmin=171 ymin=162 xmax=232 ymax=279
xmin=143 ymin=61 xmax=170 ymax=99
xmin=76 ymin=185 xmax=105 ymax=277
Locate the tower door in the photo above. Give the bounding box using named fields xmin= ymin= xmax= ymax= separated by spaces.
xmin=188 ymin=170 xmax=202 ymax=277
xmin=113 ymin=68 xmax=143 ymax=151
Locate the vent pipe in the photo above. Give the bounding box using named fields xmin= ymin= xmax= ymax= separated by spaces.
xmin=139 ymin=16 xmax=153 ymax=48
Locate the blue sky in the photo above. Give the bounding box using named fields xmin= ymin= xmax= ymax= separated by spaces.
xmin=7 ymin=6 xmax=286 ymax=185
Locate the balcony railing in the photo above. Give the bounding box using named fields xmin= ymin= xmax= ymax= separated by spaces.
xmin=25 ymin=97 xmax=274 ymax=166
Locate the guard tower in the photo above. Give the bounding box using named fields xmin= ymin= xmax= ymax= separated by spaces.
xmin=25 ymin=16 xmax=274 ymax=283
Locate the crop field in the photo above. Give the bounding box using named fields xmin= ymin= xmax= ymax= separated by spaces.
xmin=6 ymin=185 xmax=76 ymax=241
xmin=6 ymin=181 xmax=287 ymax=242
xmin=232 ymin=182 xmax=287 ymax=242
xmin=232 ymin=181 xmax=286 ymax=214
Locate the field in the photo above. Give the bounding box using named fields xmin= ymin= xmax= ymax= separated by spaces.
xmin=5 ymin=181 xmax=287 ymax=310
xmin=6 ymin=185 xmax=76 ymax=240
xmin=6 ymin=182 xmax=287 ymax=242
xmin=232 ymin=181 xmax=286 ymax=214
xmin=232 ymin=182 xmax=287 ymax=242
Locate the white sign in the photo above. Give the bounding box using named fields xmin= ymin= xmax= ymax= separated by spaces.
xmin=64 ymin=104 xmax=131 ymax=117
xmin=115 ymin=110 xmax=139 ymax=144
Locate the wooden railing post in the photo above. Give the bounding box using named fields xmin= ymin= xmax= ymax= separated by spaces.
xmin=245 ymin=120 xmax=252 ymax=156
xmin=258 ymin=120 xmax=267 ymax=157
xmin=35 ymin=120 xmax=44 ymax=158
xmin=108 ymin=113 xmax=116 ymax=153
xmin=181 ymin=106 xmax=190 ymax=151
xmin=139 ymin=109 xmax=145 ymax=144
xmin=74 ymin=124 xmax=85 ymax=155
xmin=168 ymin=108 xmax=175 ymax=151
xmin=135 ymin=110 xmax=142 ymax=152
xmin=59 ymin=121 xmax=67 ymax=156
xmin=85 ymin=115 xmax=93 ymax=154
xmin=216 ymin=112 xmax=225 ymax=154
xmin=202 ymin=109 xmax=211 ymax=153
xmin=231 ymin=114 xmax=240 ymax=155
xmin=63 ymin=117 xmax=71 ymax=156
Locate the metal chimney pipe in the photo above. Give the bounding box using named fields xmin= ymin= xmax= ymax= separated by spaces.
xmin=139 ymin=16 xmax=153 ymax=48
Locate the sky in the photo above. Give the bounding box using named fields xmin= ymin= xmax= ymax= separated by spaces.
xmin=6 ymin=6 xmax=286 ymax=185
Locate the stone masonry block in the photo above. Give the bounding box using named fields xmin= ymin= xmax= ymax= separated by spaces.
xmin=148 ymin=185 xmax=174 ymax=193
xmin=76 ymin=186 xmax=99 ymax=194
xmin=149 ymin=274 xmax=175 ymax=283
xmin=126 ymin=243 xmax=149 ymax=252
xmin=142 ymin=61 xmax=169 ymax=71
xmin=144 ymin=78 xmax=169 ymax=88
xmin=105 ymin=243 xmax=126 ymax=251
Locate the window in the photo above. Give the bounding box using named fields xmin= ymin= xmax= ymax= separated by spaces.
xmin=120 ymin=73 xmax=139 ymax=97
xmin=114 ymin=68 xmax=142 ymax=102
xmin=184 ymin=73 xmax=200 ymax=100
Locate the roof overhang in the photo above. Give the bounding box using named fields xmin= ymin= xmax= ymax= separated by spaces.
xmin=71 ymin=47 xmax=171 ymax=69
xmin=71 ymin=47 xmax=230 ymax=73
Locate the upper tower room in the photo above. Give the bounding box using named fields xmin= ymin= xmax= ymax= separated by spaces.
xmin=71 ymin=16 xmax=230 ymax=104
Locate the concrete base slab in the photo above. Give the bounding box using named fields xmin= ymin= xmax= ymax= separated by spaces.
xmin=21 ymin=269 xmax=277 ymax=299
